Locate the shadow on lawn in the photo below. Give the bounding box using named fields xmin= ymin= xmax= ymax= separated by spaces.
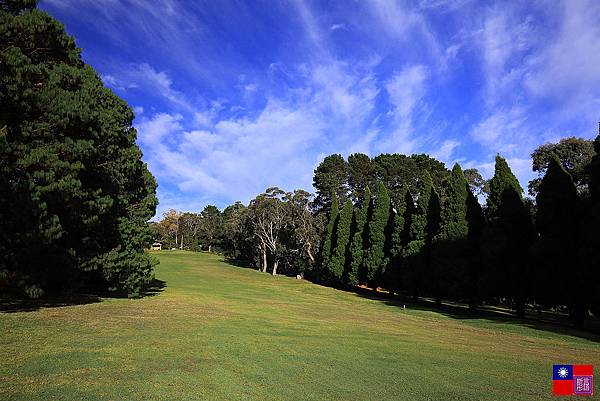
xmin=223 ymin=257 xmax=256 ymax=270
xmin=0 ymin=278 xmax=167 ymax=313
xmin=353 ymin=288 xmax=600 ymax=343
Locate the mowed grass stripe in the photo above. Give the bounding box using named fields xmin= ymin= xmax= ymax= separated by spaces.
xmin=1 ymin=251 xmax=599 ymax=400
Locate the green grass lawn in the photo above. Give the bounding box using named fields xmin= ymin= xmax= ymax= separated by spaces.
xmin=1 ymin=251 xmax=599 ymax=400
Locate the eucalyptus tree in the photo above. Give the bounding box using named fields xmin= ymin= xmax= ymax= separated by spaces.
xmin=248 ymin=188 xmax=287 ymax=274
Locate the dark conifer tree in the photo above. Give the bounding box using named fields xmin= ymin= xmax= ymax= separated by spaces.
xmin=482 ymin=155 xmax=533 ymax=316
xmin=0 ymin=2 xmax=158 ymax=297
xmin=348 ymin=153 xmax=375 ymax=204
xmin=384 ymin=188 xmax=414 ymax=295
xmin=402 ymin=171 xmax=433 ymax=298
xmin=346 ymin=187 xmax=371 ymax=286
xmin=327 ymin=199 xmax=353 ymax=284
xmin=465 ymin=186 xmax=486 ymax=309
xmin=535 ymin=157 xmax=582 ymax=324
xmin=486 ymin=156 xmax=523 ymax=218
xmin=431 ymin=163 xmax=468 ymax=304
xmin=313 ymin=154 xmax=348 ymax=211
xmin=582 ymin=130 xmax=600 ymax=318
xmin=319 ymin=194 xmax=339 ymax=280
xmin=364 ymin=182 xmax=390 ymax=290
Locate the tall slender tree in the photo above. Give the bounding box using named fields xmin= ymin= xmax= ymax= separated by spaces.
xmin=483 ymin=156 xmax=533 ymax=316
xmin=431 ymin=163 xmax=469 ymax=304
xmin=486 ymin=156 xmax=523 ymax=218
xmin=403 ymin=171 xmax=435 ymax=299
xmin=384 ymin=188 xmax=414 ymax=295
xmin=583 ymin=130 xmax=600 ymax=317
xmin=364 ymin=182 xmax=390 ymax=290
xmin=465 ymin=185 xmax=486 ymax=309
xmin=346 ymin=187 xmax=371 ymax=286
xmin=327 ymin=199 xmax=353 ymax=284
xmin=319 ymin=194 xmax=339 ymax=280
xmin=535 ymin=157 xmax=582 ymax=324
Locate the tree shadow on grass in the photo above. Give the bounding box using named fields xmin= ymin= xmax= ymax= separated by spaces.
xmin=0 ymin=278 xmax=167 ymax=313
xmin=353 ymin=290 xmax=600 ymax=343
xmin=223 ymin=257 xmax=255 ymax=270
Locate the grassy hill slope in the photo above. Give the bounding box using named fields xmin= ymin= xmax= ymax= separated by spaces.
xmin=1 ymin=251 xmax=599 ymax=400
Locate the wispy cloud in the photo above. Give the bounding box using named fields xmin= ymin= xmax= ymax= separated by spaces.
xmin=39 ymin=0 xmax=600 ymax=211
xmin=377 ymin=64 xmax=429 ymax=154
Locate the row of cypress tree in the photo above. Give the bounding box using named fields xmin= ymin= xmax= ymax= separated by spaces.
xmin=319 ymin=137 xmax=600 ymax=327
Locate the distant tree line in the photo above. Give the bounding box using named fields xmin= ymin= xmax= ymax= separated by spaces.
xmin=158 ymin=134 xmax=599 ymax=327
xmin=0 ymin=2 xmax=158 ymax=298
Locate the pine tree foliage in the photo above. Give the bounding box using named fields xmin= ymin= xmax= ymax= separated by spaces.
xmin=431 ymin=163 xmax=469 ymax=301
xmin=346 ymin=186 xmax=371 ymax=286
xmin=534 ymin=157 xmax=580 ymax=310
xmin=464 ymin=184 xmax=486 ymax=307
xmin=319 ymin=194 xmax=339 ymax=277
xmin=384 ymin=188 xmax=414 ymax=293
xmin=313 ymin=154 xmax=348 ymax=211
xmin=583 ymin=133 xmax=600 ymax=316
xmin=402 ymin=171 xmax=434 ymax=297
xmin=364 ymin=182 xmax=390 ymax=287
xmin=0 ymin=3 xmax=158 ymax=297
xmin=486 ymin=155 xmax=523 ymax=218
xmin=482 ymin=156 xmax=533 ymax=314
xmin=327 ymin=199 xmax=353 ymax=283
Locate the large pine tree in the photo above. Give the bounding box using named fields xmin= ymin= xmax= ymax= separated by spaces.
xmin=319 ymin=194 xmax=339 ymax=280
xmin=583 ymin=131 xmax=600 ymax=318
xmin=486 ymin=156 xmax=522 ymax=218
xmin=384 ymin=188 xmax=414 ymax=295
xmin=465 ymin=184 xmax=486 ymax=309
xmin=403 ymin=171 xmax=438 ymax=299
xmin=313 ymin=154 xmax=348 ymax=211
xmin=327 ymin=199 xmax=353 ymax=284
xmin=483 ymin=155 xmax=533 ymax=316
xmin=431 ymin=163 xmax=468 ymax=304
xmin=363 ymin=182 xmax=390 ymax=289
xmin=346 ymin=186 xmax=371 ymax=286
xmin=0 ymin=2 xmax=158 ymax=297
xmin=535 ymin=157 xmax=582 ymax=323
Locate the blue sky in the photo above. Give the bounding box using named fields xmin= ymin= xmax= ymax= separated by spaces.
xmin=40 ymin=0 xmax=600 ymax=217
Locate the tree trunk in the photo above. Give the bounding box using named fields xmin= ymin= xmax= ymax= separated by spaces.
xmin=515 ymin=298 xmax=525 ymax=318
xmin=180 ymin=234 xmax=184 ymax=250
xmin=208 ymin=244 xmax=212 ymax=253
xmin=306 ymin=241 xmax=315 ymax=264
xmin=261 ymin=247 xmax=268 ymax=273
xmin=272 ymin=259 xmax=278 ymax=276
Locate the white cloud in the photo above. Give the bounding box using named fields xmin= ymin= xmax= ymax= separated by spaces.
xmin=377 ymin=64 xmax=429 ymax=154
xmin=310 ymin=62 xmax=379 ymax=124
xmin=470 ymin=107 xmax=529 ymax=153
xmin=330 ymin=23 xmax=345 ymax=31
xmin=137 ymin=100 xmax=328 ymax=205
xmin=134 ymin=63 xmax=193 ymax=111
xmin=366 ymin=0 xmax=443 ymax=65
xmin=433 ymin=139 xmax=460 ymax=163
xmin=523 ymin=0 xmax=600 ymax=122
xmin=478 ymin=6 xmax=534 ymax=107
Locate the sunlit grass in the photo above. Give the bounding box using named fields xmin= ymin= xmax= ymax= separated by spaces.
xmin=1 ymin=251 xmax=599 ymax=400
